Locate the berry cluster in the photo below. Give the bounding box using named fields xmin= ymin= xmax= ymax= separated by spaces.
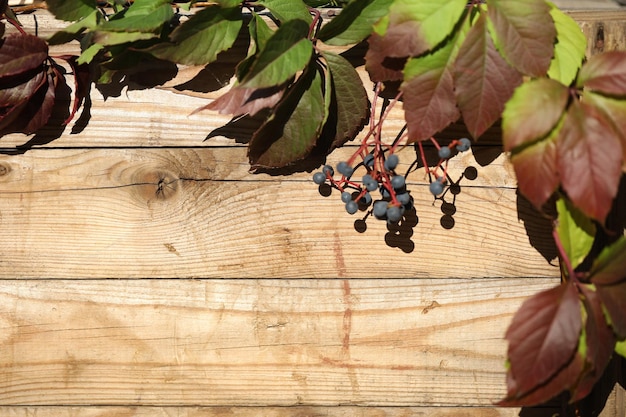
xmin=312 ymin=83 xmax=472 ymax=229
xmin=312 ymin=136 xmax=472 ymax=225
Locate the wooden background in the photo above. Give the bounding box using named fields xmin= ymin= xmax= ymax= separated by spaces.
xmin=1 ymin=2 xmax=625 ymax=416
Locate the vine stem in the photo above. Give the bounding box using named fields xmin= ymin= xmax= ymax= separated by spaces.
xmin=552 ymin=226 xmax=578 ymax=283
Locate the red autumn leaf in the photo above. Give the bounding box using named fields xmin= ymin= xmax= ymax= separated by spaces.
xmin=499 ymin=347 xmax=584 ymax=406
xmin=557 ymin=100 xmax=622 ymax=222
xmin=510 ymin=135 xmax=560 ymax=209
xmin=365 ymin=20 xmax=428 ymax=82
xmin=589 ymin=238 xmax=626 ymax=286
xmin=577 ymin=51 xmax=626 ymax=95
xmin=21 ymin=66 xmax=57 ymax=134
xmin=202 ymin=84 xmax=285 ymax=117
xmin=504 ymin=281 xmax=582 ymax=398
xmin=571 ymin=285 xmax=616 ymax=402
xmin=0 ymin=33 xmax=48 ymax=79
xmin=595 ymin=280 xmax=626 ymax=339
xmin=486 ymin=0 xmax=556 ymax=77
xmin=454 ymin=12 xmax=522 ymax=139
xmin=583 ymin=91 xmax=626 ymax=167
xmin=0 ymin=70 xmax=46 ymax=133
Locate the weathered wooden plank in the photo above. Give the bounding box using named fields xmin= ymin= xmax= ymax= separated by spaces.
xmin=0 ymin=278 xmax=556 ymax=406
xmin=0 ymin=148 xmax=558 ymax=278
xmin=0 ymin=406 xmax=560 ymax=417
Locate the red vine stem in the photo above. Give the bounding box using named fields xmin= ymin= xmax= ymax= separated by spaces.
xmin=552 ymin=226 xmax=578 ymax=283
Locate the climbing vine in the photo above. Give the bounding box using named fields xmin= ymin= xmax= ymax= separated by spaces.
xmin=1 ymin=0 xmax=626 ymax=408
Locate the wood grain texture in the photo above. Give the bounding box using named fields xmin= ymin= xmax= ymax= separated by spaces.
xmin=0 ymin=278 xmax=554 ymax=406
xmin=0 ymin=406 xmax=561 ymax=417
xmin=0 ymin=148 xmax=558 ymax=278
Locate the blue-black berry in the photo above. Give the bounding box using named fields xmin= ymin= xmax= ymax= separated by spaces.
xmin=456 ymin=137 xmax=471 ymax=152
xmin=384 ymin=154 xmax=399 ymax=171
xmin=337 ymin=161 xmax=354 ymax=177
xmin=345 ymin=200 xmax=358 ymax=214
xmin=438 ymin=146 xmax=452 ymax=159
xmin=429 ymin=178 xmax=445 ymax=196
xmin=313 ymin=172 xmax=326 ymax=185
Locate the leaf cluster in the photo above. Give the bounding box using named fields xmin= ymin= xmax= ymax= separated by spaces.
xmin=0 ymin=4 xmax=88 ymax=136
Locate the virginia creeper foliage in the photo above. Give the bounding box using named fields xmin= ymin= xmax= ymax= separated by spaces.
xmin=2 ymin=0 xmax=626 ymax=409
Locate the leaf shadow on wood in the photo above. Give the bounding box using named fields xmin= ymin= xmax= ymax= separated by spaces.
xmin=518 ymin=355 xmax=625 ymax=417
xmin=516 ymin=191 xmax=559 ymax=264
xmin=95 ymin=56 xmax=179 ymax=100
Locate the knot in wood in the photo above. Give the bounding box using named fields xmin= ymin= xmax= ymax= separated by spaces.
xmin=132 ymin=168 xmax=180 ymax=203
xmin=0 ymin=163 xmax=11 ymax=177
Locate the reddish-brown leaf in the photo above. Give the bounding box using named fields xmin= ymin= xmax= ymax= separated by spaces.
xmin=499 ymin=349 xmax=584 ymax=406
xmin=365 ymin=20 xmax=428 ymax=82
xmin=557 ymin=100 xmax=622 ymax=222
xmin=203 ymin=85 xmax=285 ymax=117
xmin=0 ymin=70 xmax=46 ymax=133
xmin=577 ymin=51 xmax=626 ymax=95
xmin=454 ymin=12 xmax=522 ymax=139
xmin=0 ymin=33 xmax=48 ymax=79
xmin=583 ymin=91 xmax=626 ymax=168
xmin=572 ymin=285 xmax=616 ymax=402
xmin=486 ymin=0 xmax=556 ymax=77
xmin=510 ymin=135 xmax=560 ymax=209
xmin=590 ymin=238 xmax=626 ymax=286
xmin=595 ymin=280 xmax=626 ymax=339
xmin=504 ymin=281 xmax=582 ymax=398
xmin=21 ymin=66 xmax=58 ymax=134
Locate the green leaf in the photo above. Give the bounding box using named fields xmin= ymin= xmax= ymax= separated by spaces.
xmin=486 ymin=0 xmax=555 ymax=77
xmin=547 ymin=4 xmax=586 ymax=85
xmin=147 ymin=6 xmax=243 ymax=66
xmin=317 ymin=0 xmax=393 ymax=46
xmin=321 ymin=51 xmax=369 ymax=150
xmin=240 ymin=19 xmax=313 ymax=88
xmin=98 ymin=2 xmax=173 ymax=33
xmin=92 ymin=30 xmax=157 ymax=46
xmin=46 ymin=0 xmax=97 ymax=22
xmin=47 ymin=9 xmax=100 ymax=45
xmin=248 ymin=63 xmax=326 ymax=169
xmin=556 ymin=196 xmax=596 ymax=271
xmin=376 ymin=0 xmax=467 ymax=51
xmin=250 ymin=12 xmax=274 ymax=54
xmin=254 ymin=0 xmax=312 ymax=24
xmin=77 ymin=43 xmax=104 ymax=65
xmin=502 ymin=78 xmax=569 ymax=152
xmin=401 ymin=17 xmax=469 ymax=143
xmin=616 ymin=340 xmax=626 ymax=358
